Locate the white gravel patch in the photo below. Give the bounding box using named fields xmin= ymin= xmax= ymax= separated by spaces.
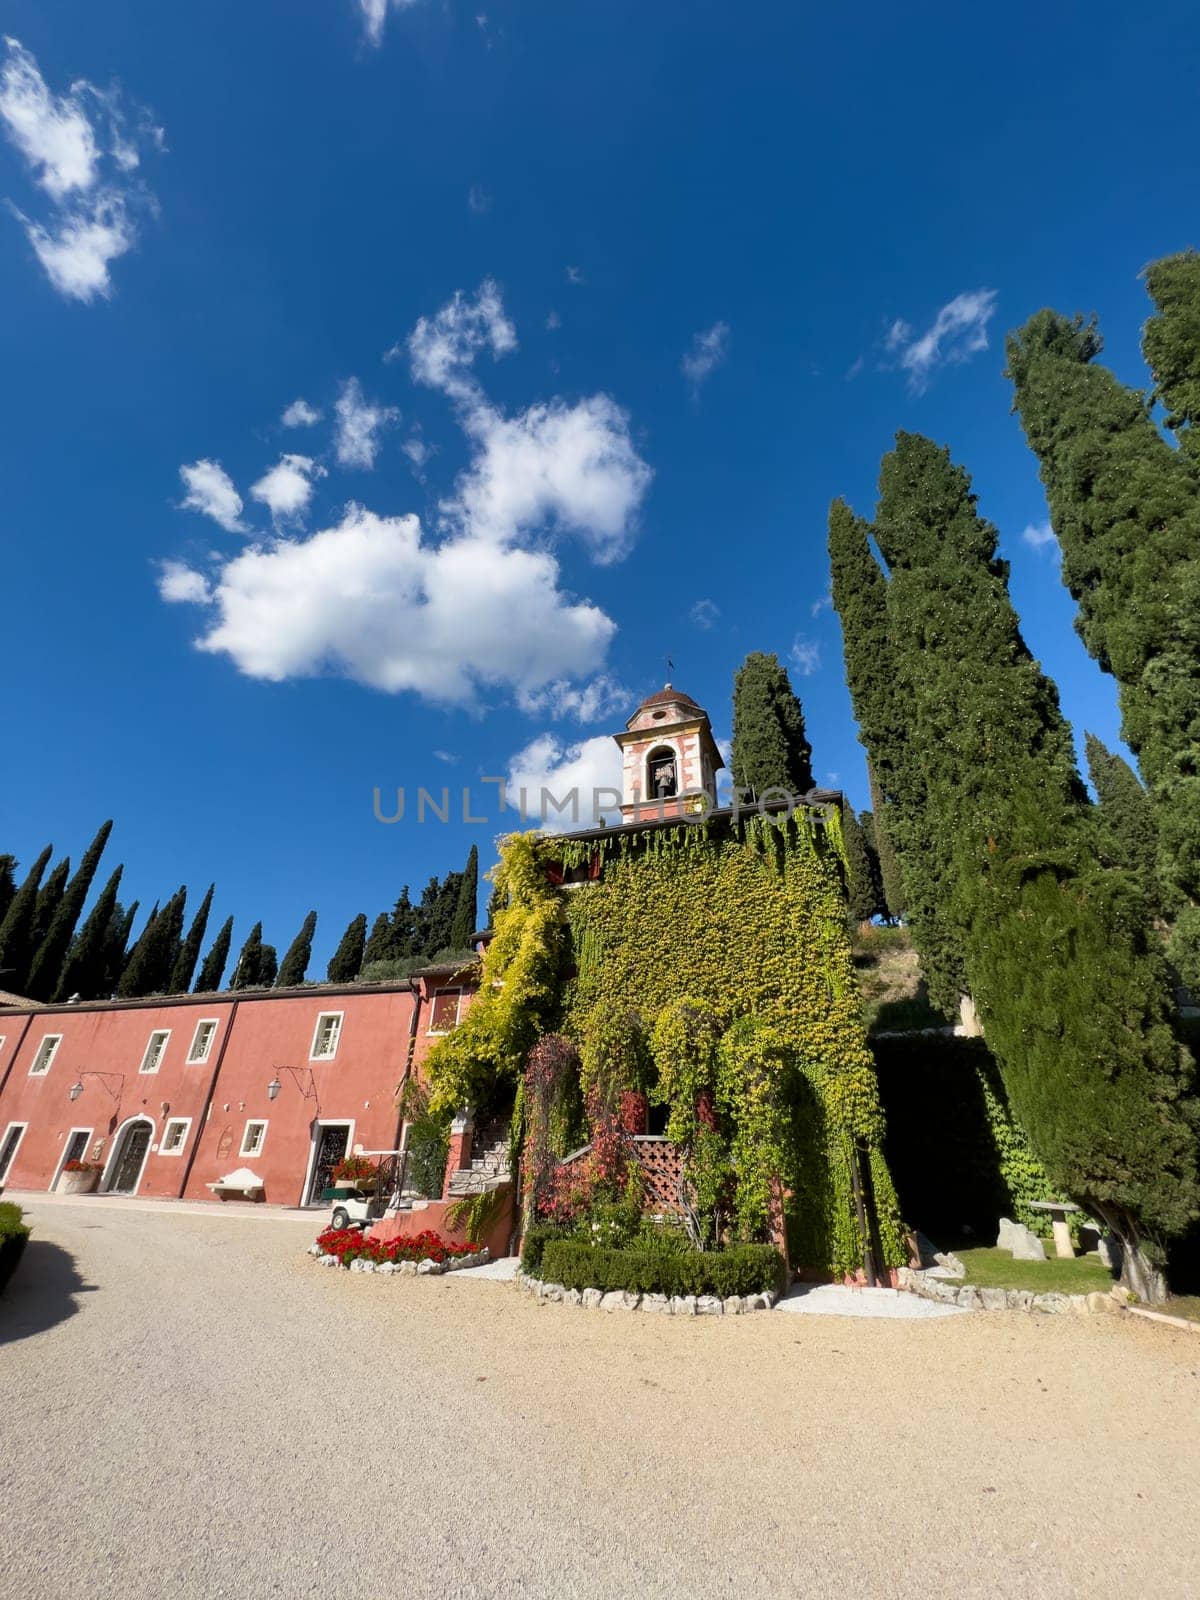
xmin=445 ymin=1254 xmax=520 ymax=1280
xmin=777 ymin=1283 xmax=967 ymax=1318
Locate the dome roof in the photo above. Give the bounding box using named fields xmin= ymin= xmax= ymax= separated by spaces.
xmin=634 ymin=684 xmax=703 ymax=715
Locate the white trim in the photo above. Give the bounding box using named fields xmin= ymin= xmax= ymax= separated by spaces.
xmin=426 ymin=988 xmax=464 ymax=1035
xmin=0 ymin=1035 xmax=6 ymax=1059
xmin=239 ymin=1118 xmax=268 ymax=1158
xmin=186 ymin=1018 xmax=219 ymax=1064
xmin=0 ymin=1122 xmax=28 ymax=1184
xmin=28 ymin=1033 xmax=63 ymax=1076
xmin=309 ymin=1011 xmax=344 ymax=1062
xmin=101 ymin=1115 xmax=156 ymax=1195
xmin=52 ymin=1126 xmax=95 ymax=1187
xmin=300 ymin=1118 xmax=355 ymax=1206
xmin=160 ymin=1117 xmax=192 ymax=1156
xmin=138 ymin=1028 xmax=171 ymax=1075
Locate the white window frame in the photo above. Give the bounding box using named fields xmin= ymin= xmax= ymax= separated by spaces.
xmin=160 ymin=1117 xmax=192 ymax=1156
xmin=0 ymin=1122 xmax=28 ymax=1183
xmin=426 ymin=989 xmax=463 ymax=1035
xmin=240 ymin=1119 xmax=268 ymax=1158
xmin=0 ymin=1035 xmax=6 ymax=1058
xmin=138 ymin=1028 xmax=172 ymax=1075
xmin=309 ymin=1011 xmax=344 ymax=1062
xmin=29 ymin=1033 xmax=63 ymax=1076
xmin=52 ymin=1126 xmax=96 ymax=1187
xmin=186 ymin=1018 xmax=219 ymax=1064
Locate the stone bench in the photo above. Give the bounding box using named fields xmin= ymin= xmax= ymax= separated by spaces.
xmin=206 ymin=1166 xmax=265 ymax=1202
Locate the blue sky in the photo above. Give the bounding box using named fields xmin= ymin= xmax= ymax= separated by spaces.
xmin=2 ymin=1 xmax=1198 ymax=975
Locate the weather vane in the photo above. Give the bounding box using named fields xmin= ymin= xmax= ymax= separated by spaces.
xmin=666 ymin=654 xmax=674 ymax=682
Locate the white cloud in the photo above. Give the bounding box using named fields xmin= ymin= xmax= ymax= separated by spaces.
xmin=545 ymin=310 xmax=561 ymax=331
xmin=565 ymin=265 xmax=583 ymax=285
xmin=171 ymin=505 xmax=616 ymax=706
xmin=433 ymin=749 xmax=459 ymax=764
xmin=691 ymin=598 xmax=719 ymax=630
xmin=467 ymin=184 xmax=491 ymax=215
xmin=518 ymin=675 xmax=630 ymax=723
xmin=681 ymin=321 xmax=730 ymax=396
xmin=406 ymin=277 xmax=516 ymax=398
xmin=157 ymin=560 xmax=212 ymax=605
xmin=506 ymin=733 xmax=624 ymax=831
xmin=810 ymin=591 xmax=832 ymax=618
xmin=281 ymin=398 xmax=322 ymax=428
xmin=885 ymin=290 xmax=997 ymax=393
xmin=1021 ymin=519 xmax=1059 ymax=556
xmin=789 ymin=636 xmax=821 ymax=676
xmin=179 ymin=460 xmax=246 ymax=533
xmin=402 ymin=435 xmax=431 ymax=478
xmin=19 ymin=193 xmax=134 ymax=301
xmin=334 ymin=377 xmax=399 ymax=469
xmin=249 ymin=454 xmax=326 ymax=522
xmin=356 ymin=0 xmax=422 ymax=47
xmin=0 ymin=38 xmax=161 ymax=301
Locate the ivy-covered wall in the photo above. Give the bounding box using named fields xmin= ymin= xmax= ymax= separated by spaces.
xmin=558 ymin=812 xmax=908 ymax=1276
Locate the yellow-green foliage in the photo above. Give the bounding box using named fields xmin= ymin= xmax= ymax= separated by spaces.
xmin=650 ymin=996 xmax=723 ymax=1144
xmin=564 ymin=812 xmax=906 ymax=1274
xmin=425 ymin=833 xmax=566 ymax=1116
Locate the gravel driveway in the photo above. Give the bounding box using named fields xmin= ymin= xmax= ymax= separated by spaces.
xmin=2 ymin=1201 xmax=1196 ymax=1599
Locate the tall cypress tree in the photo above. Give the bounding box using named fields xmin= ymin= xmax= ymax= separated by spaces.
xmin=230 ymin=921 xmax=266 ymax=989
xmin=1006 ymin=309 xmax=1200 ymax=988
xmin=729 ymin=651 xmax=813 ymax=800
xmin=842 ymin=806 xmax=881 ymax=925
xmin=361 ymin=911 xmax=393 ymax=967
xmin=169 ymin=884 xmax=213 ymax=995
xmin=450 ymin=845 xmax=479 ymax=950
xmin=26 ymin=820 xmax=113 ymax=1001
xmin=0 ymin=856 xmax=16 ymax=927
xmin=1143 ymin=249 xmax=1200 ymax=461
xmin=119 ymin=887 xmax=186 ymax=997
xmin=417 ymin=872 xmax=463 ymax=956
xmin=196 ymin=915 xmax=234 ymax=993
xmin=865 ymin=763 xmax=904 ymax=920
xmin=55 ymin=863 xmax=123 ymax=1001
xmin=259 ymin=943 xmax=279 ymax=988
xmin=829 ymin=500 xmax=966 ymax=1016
xmin=276 ymin=911 xmax=317 ymax=987
xmin=102 ymin=900 xmax=139 ymax=997
xmin=856 ymin=432 xmax=1198 ymax=1296
xmin=0 ymin=843 xmax=53 ymax=991
xmin=30 ymin=858 xmax=71 ymax=968
xmin=327 ymin=913 xmax=367 ymax=982
xmin=1085 ymin=734 xmax=1160 ymax=913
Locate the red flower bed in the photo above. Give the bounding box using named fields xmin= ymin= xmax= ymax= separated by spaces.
xmin=315 ymin=1226 xmax=478 ymax=1268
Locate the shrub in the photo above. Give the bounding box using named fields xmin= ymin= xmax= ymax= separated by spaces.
xmin=0 ymin=1201 xmax=30 ymax=1294
xmin=520 ymin=1223 xmax=567 ymax=1274
xmin=539 ymin=1239 xmax=784 ymax=1298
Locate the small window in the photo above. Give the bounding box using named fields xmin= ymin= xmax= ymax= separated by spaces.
xmin=139 ymin=1030 xmax=171 ymax=1075
xmin=428 ymin=990 xmax=461 ymax=1034
xmin=240 ymin=1120 xmax=267 ymax=1158
xmin=187 ymin=1019 xmax=218 ymax=1064
xmin=29 ymin=1034 xmax=63 ymax=1076
xmin=161 ymin=1118 xmax=191 ymax=1155
xmin=310 ymin=1013 xmax=343 ymax=1061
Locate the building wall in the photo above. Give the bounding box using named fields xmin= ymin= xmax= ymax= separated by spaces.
xmin=0 ymin=977 xmax=478 ymax=1206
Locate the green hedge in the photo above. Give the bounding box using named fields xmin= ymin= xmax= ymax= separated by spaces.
xmin=0 ymin=1201 xmax=30 ymax=1294
xmin=520 ymin=1223 xmax=567 ymax=1275
xmin=540 ymin=1240 xmax=784 ymax=1298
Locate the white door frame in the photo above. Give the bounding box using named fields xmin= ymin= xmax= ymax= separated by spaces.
xmin=51 ymin=1126 xmax=95 ymax=1189
xmin=301 ymin=1118 xmax=355 ymax=1207
xmin=0 ymin=1121 xmax=28 ymax=1184
xmin=101 ymin=1115 xmax=156 ymax=1196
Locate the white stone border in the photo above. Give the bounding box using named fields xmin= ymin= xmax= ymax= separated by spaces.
xmin=515 ymin=1269 xmax=778 ymax=1316
xmin=309 ymin=1244 xmax=491 ymax=1275
xmin=897 ymin=1266 xmax=1125 ymax=1316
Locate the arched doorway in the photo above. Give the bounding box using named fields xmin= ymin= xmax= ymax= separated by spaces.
xmin=104 ymin=1117 xmax=154 ymax=1195
xmin=646 ymin=745 xmax=678 ymax=801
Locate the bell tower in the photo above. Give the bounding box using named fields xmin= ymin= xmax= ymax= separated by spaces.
xmin=614 ymin=684 xmax=724 ymax=823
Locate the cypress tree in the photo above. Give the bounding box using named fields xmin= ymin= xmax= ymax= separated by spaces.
xmin=729 ymin=651 xmax=814 ymax=800
xmin=450 ymin=845 xmax=479 ymax=950
xmin=842 ymin=806 xmax=882 ymax=925
xmin=1006 ymin=309 xmax=1200 ymax=985
xmin=387 ymin=887 xmax=419 ymax=958
xmin=54 ymin=864 xmax=123 ymax=1001
xmin=0 ymin=855 xmax=16 ymax=926
xmin=857 ymin=432 xmax=1199 ymax=1296
xmin=260 ymin=943 xmax=278 ymax=988
xmin=169 ymin=884 xmax=214 ymax=995
xmin=230 ymin=921 xmax=266 ymax=989
xmin=26 ymin=820 xmax=113 ymax=1001
xmin=417 ymin=872 xmax=462 ymax=956
xmin=0 ymin=843 xmax=53 ymax=991
xmin=1085 ymin=735 xmax=1160 ymax=912
xmin=856 ymin=811 xmax=888 ymax=924
xmin=119 ymin=887 xmax=186 ymax=997
xmin=276 ymin=911 xmax=317 ymax=987
xmin=828 ymin=501 xmax=967 ymax=1016
xmin=1143 ymin=249 xmax=1200 ymax=461
xmin=866 ymin=763 xmax=905 ymax=920
xmin=327 ymin=913 xmax=367 ymax=982
xmin=362 ymin=912 xmax=393 ymax=967
xmin=196 ymin=915 xmax=234 ymax=993
xmin=30 ymin=858 xmax=71 ymax=968
xmin=117 ymin=903 xmax=158 ymax=997
xmin=102 ymin=900 xmax=139 ymax=997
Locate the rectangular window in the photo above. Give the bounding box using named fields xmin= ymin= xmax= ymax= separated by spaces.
xmin=0 ymin=1123 xmax=26 ymax=1182
xmin=187 ymin=1019 xmax=218 ymax=1064
xmin=428 ymin=990 xmax=461 ymax=1034
xmin=29 ymin=1034 xmax=63 ymax=1076
xmin=161 ymin=1118 xmax=191 ymax=1155
xmin=240 ymin=1120 xmax=267 ymax=1158
xmin=139 ymin=1030 xmax=171 ymax=1075
xmin=310 ymin=1012 xmax=343 ymax=1061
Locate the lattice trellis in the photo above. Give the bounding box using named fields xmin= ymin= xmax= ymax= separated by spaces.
xmin=630 ymin=1136 xmax=683 ymax=1212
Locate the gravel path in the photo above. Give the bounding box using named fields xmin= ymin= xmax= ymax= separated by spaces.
xmin=2 ymin=1202 xmax=1197 ymax=1599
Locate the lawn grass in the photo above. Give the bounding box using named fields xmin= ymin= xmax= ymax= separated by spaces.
xmin=957 ymin=1246 xmax=1113 ymax=1296
xmin=1163 ymin=1295 xmax=1200 ymax=1325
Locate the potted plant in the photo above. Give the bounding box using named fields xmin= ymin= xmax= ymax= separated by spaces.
xmin=331 ymin=1154 xmax=377 ymax=1192
xmin=57 ymin=1159 xmax=100 ymax=1195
